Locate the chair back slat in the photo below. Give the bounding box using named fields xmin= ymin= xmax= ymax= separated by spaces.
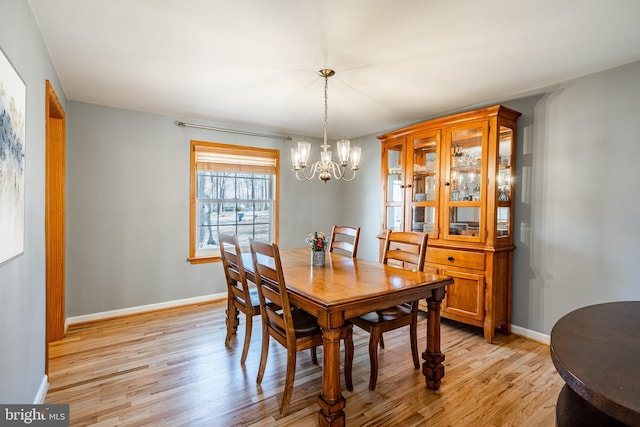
xmin=249 ymin=240 xmax=294 ymax=336
xmin=382 ymin=230 xmax=428 ymax=271
xmin=329 ymin=225 xmax=361 ymax=258
xmin=219 ymin=232 xmax=250 ymax=302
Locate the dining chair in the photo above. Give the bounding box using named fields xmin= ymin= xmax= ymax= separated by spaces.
xmin=329 ymin=225 xmax=361 ymax=258
xmin=218 ymin=232 xmax=261 ymax=365
xmin=349 ymin=230 xmax=428 ymax=390
xmin=249 ymin=239 xmax=354 ymax=416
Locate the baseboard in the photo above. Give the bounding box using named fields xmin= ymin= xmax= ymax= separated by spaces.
xmin=64 ymin=296 xmax=549 ymax=344
xmin=34 ymin=375 xmax=48 ymax=404
xmin=511 ymin=324 xmax=550 ymax=345
xmin=66 ymin=293 xmax=227 ymax=326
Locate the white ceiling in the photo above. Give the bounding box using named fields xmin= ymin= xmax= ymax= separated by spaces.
xmin=27 ymin=0 xmax=640 ymax=140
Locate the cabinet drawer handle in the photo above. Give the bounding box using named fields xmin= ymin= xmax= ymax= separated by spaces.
xmin=447 ymin=256 xmax=454 ymax=261
xmin=444 ymin=182 xmax=450 ymax=186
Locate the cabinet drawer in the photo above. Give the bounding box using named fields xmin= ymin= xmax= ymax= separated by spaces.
xmin=427 ymin=247 xmax=485 ymax=270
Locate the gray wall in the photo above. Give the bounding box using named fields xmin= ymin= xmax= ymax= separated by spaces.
xmin=512 ymin=61 xmax=640 ymax=333
xmin=66 ymin=102 xmax=346 ymax=316
xmin=0 ymin=0 xmax=66 ymax=403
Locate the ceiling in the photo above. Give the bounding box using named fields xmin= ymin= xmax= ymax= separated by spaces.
xmin=27 ymin=0 xmax=640 ymax=140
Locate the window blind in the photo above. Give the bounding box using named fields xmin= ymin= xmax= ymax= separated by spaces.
xmin=193 ymin=142 xmax=278 ymax=174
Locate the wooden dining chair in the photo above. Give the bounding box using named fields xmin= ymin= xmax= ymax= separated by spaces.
xmin=349 ymin=230 xmax=428 ymax=390
xmin=249 ymin=239 xmax=354 ymax=416
xmin=329 ymin=225 xmax=361 ymax=258
xmin=218 ymin=232 xmax=261 ymax=365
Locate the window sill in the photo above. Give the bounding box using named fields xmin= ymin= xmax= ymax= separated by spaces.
xmin=188 ymin=256 xmax=221 ymax=264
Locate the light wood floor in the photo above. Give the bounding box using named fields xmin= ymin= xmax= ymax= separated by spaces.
xmin=46 ymin=299 xmax=563 ymax=426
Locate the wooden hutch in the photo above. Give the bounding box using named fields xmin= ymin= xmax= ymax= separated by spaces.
xmin=378 ymin=105 xmax=521 ymax=343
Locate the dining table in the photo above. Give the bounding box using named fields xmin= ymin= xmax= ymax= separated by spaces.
xmin=239 ymin=247 xmax=454 ymax=426
xmin=550 ymin=301 xmax=640 ymax=427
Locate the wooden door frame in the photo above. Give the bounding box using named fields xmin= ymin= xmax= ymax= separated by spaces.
xmin=45 ymin=80 xmax=66 ymax=374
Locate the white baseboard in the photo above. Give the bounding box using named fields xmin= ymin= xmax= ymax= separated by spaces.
xmin=66 ymin=293 xmax=227 ymax=326
xmin=34 ymin=375 xmax=48 ymax=404
xmin=511 ymin=324 xmax=550 ymax=345
xmin=65 ymin=296 xmax=549 ymax=344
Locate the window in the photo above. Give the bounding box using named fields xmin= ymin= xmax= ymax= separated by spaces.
xmin=189 ymin=141 xmax=279 ymax=263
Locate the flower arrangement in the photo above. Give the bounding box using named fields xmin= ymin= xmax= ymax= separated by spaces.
xmin=306 ymin=231 xmax=327 ymax=252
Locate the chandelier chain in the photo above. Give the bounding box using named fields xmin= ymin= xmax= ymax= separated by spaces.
xmin=322 ymin=73 xmax=329 ymax=149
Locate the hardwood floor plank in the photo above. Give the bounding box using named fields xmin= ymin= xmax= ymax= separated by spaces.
xmin=46 ymin=300 xmax=563 ymax=426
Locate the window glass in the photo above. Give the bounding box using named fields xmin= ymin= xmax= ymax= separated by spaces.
xmin=190 ymin=141 xmax=279 ymax=262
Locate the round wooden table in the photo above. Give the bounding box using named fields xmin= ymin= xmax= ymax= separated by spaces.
xmin=550 ymin=301 xmax=640 ymax=426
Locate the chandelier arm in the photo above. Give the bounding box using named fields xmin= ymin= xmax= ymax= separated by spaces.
xmin=330 ymin=162 xmax=344 ymax=180
xmin=294 ymin=165 xmax=316 ymax=181
xmin=294 ymin=170 xmax=311 ymax=182
xmin=338 ymin=168 xmax=358 ymax=182
xmin=329 ymin=161 xmax=358 ymax=182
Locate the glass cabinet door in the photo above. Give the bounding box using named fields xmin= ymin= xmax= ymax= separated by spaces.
xmin=384 ymin=139 xmax=405 ymax=231
xmin=408 ymin=132 xmax=439 ymax=238
xmin=496 ymin=126 xmax=514 ymax=239
xmin=444 ymin=123 xmax=487 ymax=242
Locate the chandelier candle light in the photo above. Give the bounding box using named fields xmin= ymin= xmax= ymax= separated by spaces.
xmin=291 ymin=69 xmax=361 ymax=182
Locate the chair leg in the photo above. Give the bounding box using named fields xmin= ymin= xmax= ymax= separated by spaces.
xmin=410 ymin=309 xmax=420 ymax=369
xmin=256 ymin=325 xmax=270 ymax=384
xmin=368 ymin=328 xmax=381 ymax=390
xmin=240 ymin=311 xmax=253 ymax=365
xmin=280 ymin=346 xmax=297 ymax=416
xmin=344 ymin=326 xmax=354 ymax=391
xmin=225 ymin=305 xmax=239 ymax=347
xmin=310 ymin=347 xmax=318 ymax=365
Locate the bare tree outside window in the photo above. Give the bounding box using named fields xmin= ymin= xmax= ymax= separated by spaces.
xmin=196 ymin=172 xmax=274 ymax=254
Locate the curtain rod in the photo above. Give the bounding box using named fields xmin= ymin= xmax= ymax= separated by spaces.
xmin=176 ymin=121 xmax=292 ymax=141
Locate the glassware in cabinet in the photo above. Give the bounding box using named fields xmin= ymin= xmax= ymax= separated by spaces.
xmin=444 ymin=123 xmax=487 ymax=242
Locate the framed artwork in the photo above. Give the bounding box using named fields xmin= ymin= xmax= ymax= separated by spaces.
xmin=0 ymin=47 xmax=26 ymax=265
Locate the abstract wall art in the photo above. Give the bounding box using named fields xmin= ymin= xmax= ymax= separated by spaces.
xmin=0 ymin=47 xmax=26 ymax=265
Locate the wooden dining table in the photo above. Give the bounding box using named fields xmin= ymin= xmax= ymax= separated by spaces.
xmin=550 ymin=301 xmax=640 ymax=426
xmin=239 ymin=248 xmax=453 ymax=426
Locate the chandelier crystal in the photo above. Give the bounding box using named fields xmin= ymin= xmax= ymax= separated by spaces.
xmin=291 ymin=69 xmax=361 ymax=182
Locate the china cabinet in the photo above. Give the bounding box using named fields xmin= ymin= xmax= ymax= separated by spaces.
xmin=378 ymin=105 xmax=521 ymax=343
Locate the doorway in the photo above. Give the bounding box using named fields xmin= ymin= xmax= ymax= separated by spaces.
xmin=45 ymin=80 xmax=66 ymax=374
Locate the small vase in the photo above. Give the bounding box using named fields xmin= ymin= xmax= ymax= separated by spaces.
xmin=311 ymin=250 xmax=325 ymax=267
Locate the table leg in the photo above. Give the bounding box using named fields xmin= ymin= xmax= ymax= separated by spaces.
xmin=422 ymin=287 xmax=446 ymax=390
xmin=317 ymin=327 xmax=346 ymax=427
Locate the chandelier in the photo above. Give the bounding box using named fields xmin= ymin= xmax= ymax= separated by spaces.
xmin=291 ymin=69 xmax=361 ymax=182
